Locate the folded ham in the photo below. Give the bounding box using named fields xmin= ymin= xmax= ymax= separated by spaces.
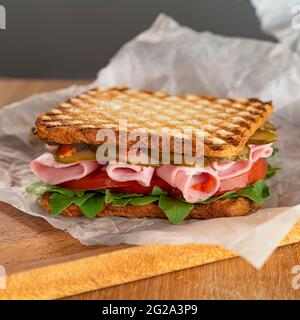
xmin=156 ymin=165 xmax=220 ymax=203
xmin=30 ymin=153 xmax=99 ymax=185
xmin=157 ymin=144 xmax=273 ymax=203
xmin=31 ymin=144 xmax=273 ymax=203
xmin=212 ymin=144 xmax=273 ymax=180
xmin=106 ymin=163 xmax=155 ymax=187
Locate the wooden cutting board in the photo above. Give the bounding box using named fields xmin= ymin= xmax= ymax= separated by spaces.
xmin=1 ymin=79 xmax=300 ymax=300
xmin=0 ymin=201 xmax=300 ymax=300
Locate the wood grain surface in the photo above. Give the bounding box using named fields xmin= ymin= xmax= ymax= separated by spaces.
xmin=0 ymin=78 xmax=299 ymax=300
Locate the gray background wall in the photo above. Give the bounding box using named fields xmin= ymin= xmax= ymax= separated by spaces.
xmin=0 ymin=0 xmax=274 ymax=79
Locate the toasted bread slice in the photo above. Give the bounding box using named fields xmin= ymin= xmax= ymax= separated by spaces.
xmin=35 ymin=86 xmax=273 ymax=158
xmin=41 ymin=192 xmax=260 ymax=220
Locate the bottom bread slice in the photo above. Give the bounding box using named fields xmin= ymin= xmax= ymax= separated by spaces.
xmin=41 ymin=192 xmax=260 ymax=220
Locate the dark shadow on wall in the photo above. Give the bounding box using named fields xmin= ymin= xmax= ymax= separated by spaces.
xmin=0 ymin=0 xmax=275 ymax=79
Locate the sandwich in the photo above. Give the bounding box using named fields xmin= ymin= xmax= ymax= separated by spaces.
xmin=26 ymin=86 xmax=279 ymax=224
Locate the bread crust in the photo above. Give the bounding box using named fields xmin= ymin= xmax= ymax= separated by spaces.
xmin=35 ymin=87 xmax=273 ymax=158
xmin=41 ymin=192 xmax=260 ymax=220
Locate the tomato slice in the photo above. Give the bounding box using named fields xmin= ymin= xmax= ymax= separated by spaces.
xmin=215 ymin=158 xmax=268 ymax=195
xmin=59 ymin=168 xmax=173 ymax=193
xmin=59 ymin=158 xmax=268 ymax=196
xmin=113 ymin=176 xmax=173 ymax=194
xmin=191 ymin=173 xmax=218 ymax=193
xmin=59 ymin=169 xmax=132 ymax=190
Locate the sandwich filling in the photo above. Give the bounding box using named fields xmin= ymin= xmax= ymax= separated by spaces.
xmin=27 ymin=124 xmax=279 ymax=224
xmin=30 ymin=143 xmax=273 ymax=203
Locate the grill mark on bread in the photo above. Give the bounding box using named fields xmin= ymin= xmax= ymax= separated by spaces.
xmin=235 ymin=121 xmax=251 ymax=129
xmin=34 ymin=87 xmax=273 ymax=158
xmin=209 ymin=145 xmax=225 ymax=151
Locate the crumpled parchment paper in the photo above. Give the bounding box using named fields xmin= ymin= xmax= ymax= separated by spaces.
xmin=251 ymin=0 xmax=300 ymax=52
xmin=1 ymin=14 xmax=300 ymax=268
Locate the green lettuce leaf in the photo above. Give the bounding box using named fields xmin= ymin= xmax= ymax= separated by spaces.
xmin=271 ymin=147 xmax=279 ymax=157
xmin=49 ymin=193 xmax=75 ymax=216
xmin=111 ymin=197 xmax=132 ymax=206
xmin=72 ymin=193 xmax=96 ymax=206
xmin=266 ymin=164 xmax=280 ymax=179
xmin=28 ymin=177 xmax=272 ymax=223
xmin=108 ymin=192 xmax=143 ymax=199
xmin=151 ymin=186 xmax=167 ymax=196
xmin=26 ymin=182 xmax=51 ymax=195
xmin=75 ymin=190 xmax=85 ymax=198
xmin=49 ymin=192 xmax=105 ymax=218
xmin=129 ymin=196 xmax=159 ymax=205
xmin=104 ymin=189 xmax=114 ymax=204
xmin=80 ymin=196 xmax=105 ymax=218
xmin=237 ymin=179 xmax=270 ymax=204
xmin=26 ymin=182 xmax=75 ymax=197
xmin=198 ymin=179 xmax=270 ymax=205
xmin=158 ymin=195 xmax=194 ymax=224
xmin=197 ymin=190 xmax=237 ymax=204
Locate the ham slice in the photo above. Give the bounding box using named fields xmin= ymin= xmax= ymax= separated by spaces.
xmin=106 ymin=163 xmax=155 ymax=187
xmin=250 ymin=144 xmax=273 ymax=162
xmin=30 ymin=153 xmax=99 ymax=185
xmin=156 ymin=165 xmax=220 ymax=203
xmin=212 ymin=144 xmax=273 ymax=180
xmin=30 ymin=144 xmax=273 ymax=203
xmin=156 ymin=144 xmax=273 ymax=203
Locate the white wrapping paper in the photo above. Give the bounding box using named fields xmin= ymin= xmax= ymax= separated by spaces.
xmin=251 ymin=0 xmax=300 ymax=52
xmin=1 ymin=14 xmax=300 ymax=268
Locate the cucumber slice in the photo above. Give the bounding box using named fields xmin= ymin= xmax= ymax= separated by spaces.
xmin=248 ymin=129 xmax=278 ymax=145
xmin=55 ymin=150 xmax=96 ymax=163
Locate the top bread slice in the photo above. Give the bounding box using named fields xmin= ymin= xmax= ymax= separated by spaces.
xmin=34 ymin=86 xmax=273 ymax=158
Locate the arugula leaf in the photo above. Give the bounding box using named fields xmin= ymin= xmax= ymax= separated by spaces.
xmin=104 ymin=189 xmax=114 ymax=204
xmin=108 ymin=192 xmax=143 ymax=199
xmin=271 ymin=147 xmax=279 ymax=157
xmin=198 ymin=179 xmax=270 ymax=205
xmin=49 ymin=193 xmax=75 ymax=216
xmin=129 ymin=196 xmax=159 ymax=205
xmin=28 ymin=177 xmax=271 ymax=223
xmin=112 ymin=197 xmax=132 ymax=206
xmin=26 ymin=182 xmax=75 ymax=197
xmin=266 ymin=164 xmax=280 ymax=179
xmin=49 ymin=187 xmax=75 ymax=198
xmin=26 ymin=182 xmax=51 ymax=195
xmin=49 ymin=192 xmax=105 ymax=218
xmin=237 ymin=179 xmax=270 ymax=205
xmin=72 ymin=193 xmax=95 ymax=206
xmin=151 ymin=186 xmax=167 ymax=196
xmin=75 ymin=190 xmax=85 ymax=198
xmin=80 ymin=196 xmax=105 ymax=218
xmin=197 ymin=191 xmax=237 ymax=204
xmin=103 ymin=190 xmax=144 ymax=206
xmin=158 ymin=195 xmax=194 ymax=224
